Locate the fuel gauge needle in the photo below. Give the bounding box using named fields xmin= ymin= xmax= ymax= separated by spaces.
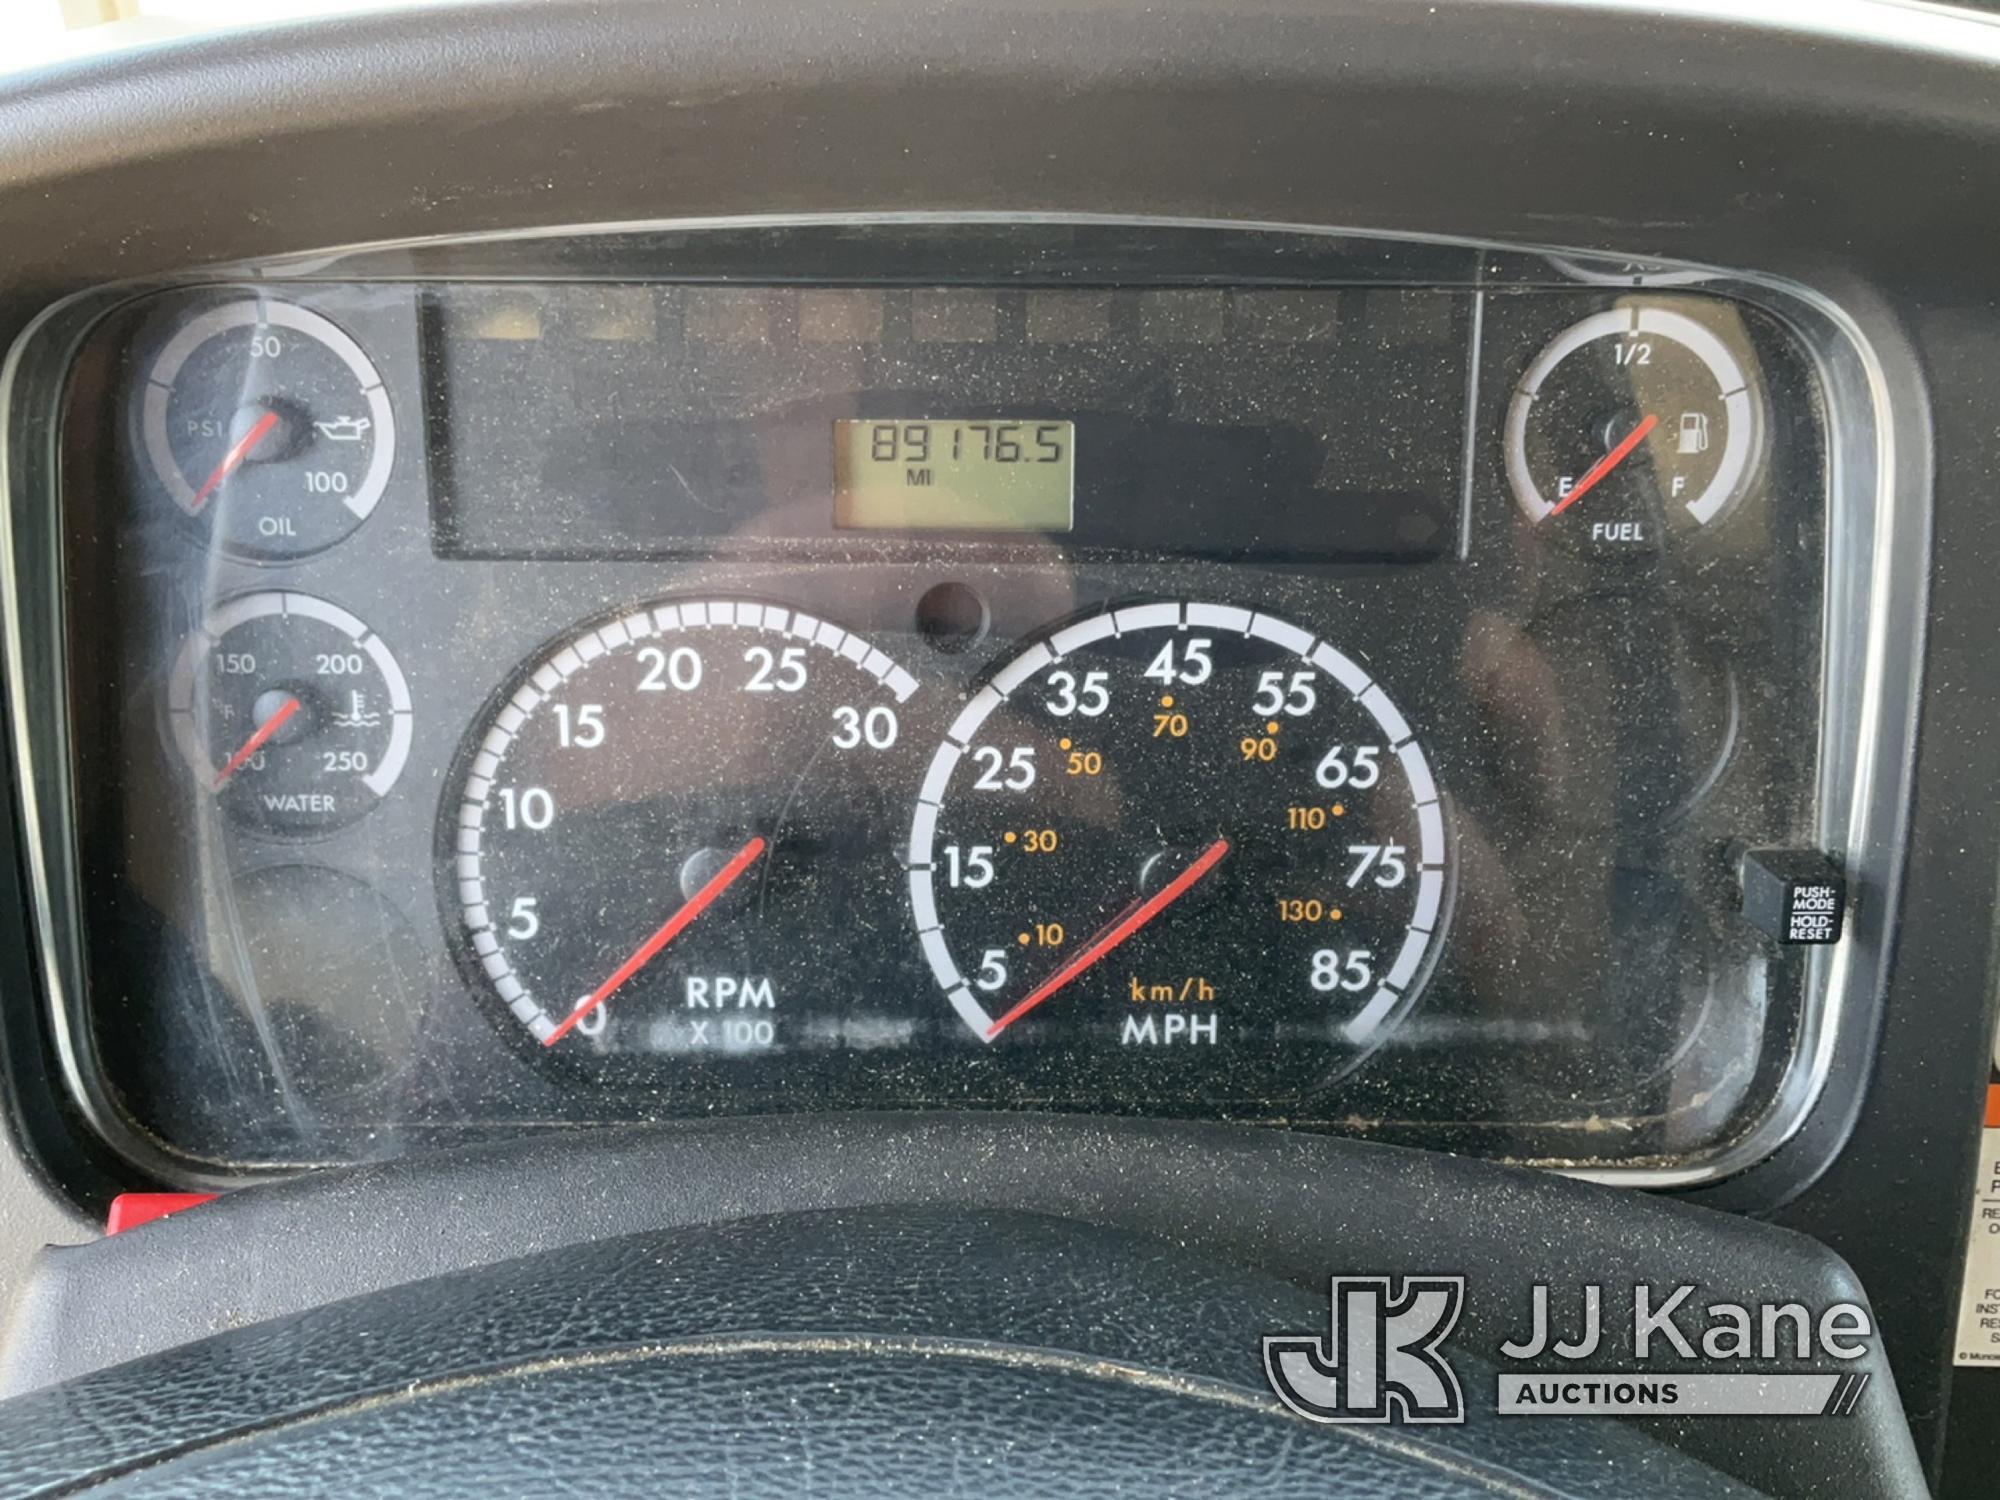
xmin=985 ymin=837 xmax=1230 ymax=1040
xmin=191 ymin=408 xmax=280 ymax=511
xmin=1548 ymin=413 xmax=1658 ymax=518
xmin=212 ymin=694 xmax=300 ymax=790
xmin=544 ymin=835 xmax=768 ymax=1046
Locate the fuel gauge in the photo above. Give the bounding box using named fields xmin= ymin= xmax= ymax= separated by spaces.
xmin=140 ymin=298 xmax=394 ymax=558
xmin=169 ymin=592 xmax=412 ymax=835
xmin=1505 ymin=302 xmax=1765 ymax=556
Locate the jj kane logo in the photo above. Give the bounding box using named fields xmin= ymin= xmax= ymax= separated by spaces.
xmin=1264 ymin=1277 xmax=1877 ymax=1425
xmin=1263 ymin=1276 xmax=1467 ymax=1424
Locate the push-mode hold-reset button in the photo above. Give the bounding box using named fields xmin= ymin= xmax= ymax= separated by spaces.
xmin=1738 ymin=849 xmax=1848 ymax=945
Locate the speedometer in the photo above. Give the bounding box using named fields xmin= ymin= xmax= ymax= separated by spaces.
xmin=908 ymin=602 xmax=1450 ymax=1082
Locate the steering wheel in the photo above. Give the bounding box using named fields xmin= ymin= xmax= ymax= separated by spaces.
xmin=0 ymin=1118 xmax=1927 ymax=1497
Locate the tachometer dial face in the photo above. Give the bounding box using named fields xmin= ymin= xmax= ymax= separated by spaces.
xmin=168 ymin=592 xmax=412 ymax=835
xmin=908 ymin=601 xmax=1450 ymax=1086
xmin=447 ymin=599 xmax=920 ymax=1061
xmin=1504 ymin=303 xmax=1763 ymax=556
xmin=141 ymin=298 xmax=393 ymax=558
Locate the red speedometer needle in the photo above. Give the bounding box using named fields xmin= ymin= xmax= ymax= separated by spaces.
xmin=984 ymin=837 xmax=1230 ymax=1040
xmin=1548 ymin=413 xmax=1659 ymax=517
xmin=190 ymin=408 xmax=281 ymax=511
xmin=212 ymin=695 xmax=300 ymax=790
xmin=543 ymin=835 xmax=768 ymax=1047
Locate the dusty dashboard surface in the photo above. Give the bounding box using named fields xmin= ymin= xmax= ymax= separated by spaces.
xmin=34 ymin=223 xmax=1863 ymax=1183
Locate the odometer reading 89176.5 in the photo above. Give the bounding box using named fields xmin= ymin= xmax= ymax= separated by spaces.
xmin=908 ymin=601 xmax=1450 ymax=1092
xmin=833 ymin=419 xmax=1075 ymax=533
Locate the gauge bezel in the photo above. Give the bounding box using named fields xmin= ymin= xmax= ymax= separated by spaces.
xmin=140 ymin=296 xmax=396 ymax=547
xmin=166 ymin=589 xmax=414 ymax=831
xmin=1503 ymin=302 xmax=1765 ymax=532
xmin=0 ymin=218 xmax=1914 ymax=1197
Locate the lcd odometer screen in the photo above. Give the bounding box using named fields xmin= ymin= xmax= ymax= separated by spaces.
xmin=423 ymin=282 xmax=1470 ymax=561
xmin=834 ymin=420 xmax=1075 ymax=532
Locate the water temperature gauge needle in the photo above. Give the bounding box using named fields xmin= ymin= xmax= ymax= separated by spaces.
xmin=211 ymin=694 xmax=300 ymax=790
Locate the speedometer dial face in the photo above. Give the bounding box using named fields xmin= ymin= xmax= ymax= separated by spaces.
xmin=908 ymin=602 xmax=1450 ymax=1089
xmin=448 ymin=600 xmax=920 ymax=1063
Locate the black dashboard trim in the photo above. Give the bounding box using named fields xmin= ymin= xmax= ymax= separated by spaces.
xmin=0 ymin=1113 xmax=1932 ymax=1500
xmin=0 ymin=1 xmax=1990 ymax=1477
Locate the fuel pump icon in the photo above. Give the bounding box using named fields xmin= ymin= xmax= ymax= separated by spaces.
xmin=1677 ymin=411 xmax=1711 ymax=454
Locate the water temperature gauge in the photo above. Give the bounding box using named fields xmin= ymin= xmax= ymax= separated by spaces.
xmin=140 ymin=298 xmax=394 ymax=558
xmin=169 ymin=592 xmax=412 ymax=835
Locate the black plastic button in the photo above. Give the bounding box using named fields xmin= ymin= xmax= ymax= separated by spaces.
xmin=1738 ymin=849 xmax=1846 ymax=945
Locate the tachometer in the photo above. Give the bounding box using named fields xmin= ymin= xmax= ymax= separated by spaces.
xmin=446 ymin=599 xmax=920 ymax=1059
xmin=908 ymin=602 xmax=1449 ymax=1078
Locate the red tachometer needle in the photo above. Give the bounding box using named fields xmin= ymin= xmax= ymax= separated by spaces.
xmin=1548 ymin=412 xmax=1659 ymax=517
xmin=543 ymin=835 xmax=768 ymax=1046
xmin=190 ymin=409 xmax=281 ymax=511
xmin=212 ymin=695 xmax=300 ymax=790
xmin=984 ymin=837 xmax=1230 ymax=1040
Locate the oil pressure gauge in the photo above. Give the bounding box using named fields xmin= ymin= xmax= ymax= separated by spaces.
xmin=1505 ymin=302 xmax=1765 ymax=556
xmin=141 ymin=298 xmax=394 ymax=558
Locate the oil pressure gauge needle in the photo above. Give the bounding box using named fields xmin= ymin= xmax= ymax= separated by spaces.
xmin=191 ymin=408 xmax=281 ymax=511
xmin=1548 ymin=412 xmax=1658 ymax=517
xmin=985 ymin=837 xmax=1230 ymax=1040
xmin=212 ymin=694 xmax=301 ymax=790
xmin=543 ymin=835 xmax=768 ymax=1046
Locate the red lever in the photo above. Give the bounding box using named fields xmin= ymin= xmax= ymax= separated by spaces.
xmin=105 ymin=1192 xmax=218 ymax=1235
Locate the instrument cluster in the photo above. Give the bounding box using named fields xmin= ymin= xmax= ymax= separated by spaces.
xmin=40 ymin=223 xmax=1851 ymax=1183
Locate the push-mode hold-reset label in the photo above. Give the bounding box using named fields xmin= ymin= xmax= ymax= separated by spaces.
xmin=1738 ymin=849 xmax=1847 ymax=946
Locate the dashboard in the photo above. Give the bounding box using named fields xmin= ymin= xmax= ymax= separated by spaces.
xmin=24 ymin=223 xmax=1872 ymax=1183
xmin=18 ymin=5 xmax=2000 ymax=1497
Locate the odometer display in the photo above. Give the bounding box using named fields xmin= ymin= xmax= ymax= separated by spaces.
xmin=833 ymin=419 xmax=1075 ymax=533
xmin=908 ymin=601 xmax=1449 ymax=1094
